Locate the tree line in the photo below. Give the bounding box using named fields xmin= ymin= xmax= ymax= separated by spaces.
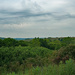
xmin=0 ymin=37 xmax=75 ymax=50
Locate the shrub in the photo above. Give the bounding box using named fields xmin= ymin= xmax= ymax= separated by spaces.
xmin=58 ymin=44 xmax=75 ymax=59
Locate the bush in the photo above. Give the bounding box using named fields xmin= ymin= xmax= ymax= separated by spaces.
xmin=58 ymin=44 xmax=75 ymax=59
xmin=11 ymin=59 xmax=75 ymax=75
xmin=52 ymin=44 xmax=75 ymax=64
xmin=0 ymin=46 xmax=53 ymax=73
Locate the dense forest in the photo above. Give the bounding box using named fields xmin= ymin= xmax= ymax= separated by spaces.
xmin=0 ymin=37 xmax=75 ymax=75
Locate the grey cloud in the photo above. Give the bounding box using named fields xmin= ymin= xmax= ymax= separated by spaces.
xmin=52 ymin=13 xmax=75 ymax=20
xmin=0 ymin=0 xmax=75 ymax=37
xmin=0 ymin=0 xmax=75 ymax=23
xmin=0 ymin=10 xmax=75 ymax=25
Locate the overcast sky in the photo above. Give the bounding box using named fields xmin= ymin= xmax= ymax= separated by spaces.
xmin=0 ymin=0 xmax=75 ymax=38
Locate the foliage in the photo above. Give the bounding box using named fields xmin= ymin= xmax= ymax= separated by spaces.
xmin=0 ymin=37 xmax=75 ymax=74
xmin=61 ymin=37 xmax=75 ymax=46
xmin=0 ymin=46 xmax=53 ymax=73
xmin=58 ymin=44 xmax=75 ymax=59
xmin=0 ymin=37 xmax=75 ymax=50
xmin=5 ymin=59 xmax=75 ymax=75
xmin=0 ymin=38 xmax=28 ymax=47
xmin=52 ymin=44 xmax=75 ymax=64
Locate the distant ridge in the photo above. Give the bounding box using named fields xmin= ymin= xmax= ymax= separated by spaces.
xmin=0 ymin=37 xmax=34 ymax=40
xmin=14 ymin=38 xmax=34 ymax=40
xmin=0 ymin=37 xmax=75 ymax=40
xmin=0 ymin=37 xmax=5 ymax=40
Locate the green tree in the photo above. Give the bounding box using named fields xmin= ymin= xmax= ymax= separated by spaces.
xmin=18 ymin=40 xmax=28 ymax=46
xmin=39 ymin=38 xmax=49 ymax=48
xmin=0 ymin=39 xmax=3 ymax=47
xmin=29 ymin=37 xmax=41 ymax=47
xmin=3 ymin=38 xmax=17 ymax=47
xmin=61 ymin=37 xmax=74 ymax=46
xmin=48 ymin=40 xmax=61 ymax=50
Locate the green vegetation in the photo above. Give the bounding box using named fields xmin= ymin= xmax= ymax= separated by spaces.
xmin=1 ymin=59 xmax=75 ymax=75
xmin=0 ymin=37 xmax=75 ymax=75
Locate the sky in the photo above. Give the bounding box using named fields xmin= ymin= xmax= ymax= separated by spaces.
xmin=0 ymin=0 xmax=75 ymax=38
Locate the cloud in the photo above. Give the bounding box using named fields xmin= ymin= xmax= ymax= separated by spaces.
xmin=0 ymin=0 xmax=75 ymax=37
